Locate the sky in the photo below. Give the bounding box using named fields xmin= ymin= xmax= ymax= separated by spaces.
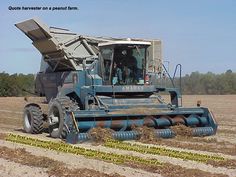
xmin=0 ymin=0 xmax=235 ymax=75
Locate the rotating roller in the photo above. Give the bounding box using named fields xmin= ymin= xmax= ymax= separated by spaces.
xmin=192 ymin=127 xmax=214 ymax=136
xmin=73 ymin=115 xmax=211 ymax=132
xmin=66 ymin=126 xmax=215 ymax=143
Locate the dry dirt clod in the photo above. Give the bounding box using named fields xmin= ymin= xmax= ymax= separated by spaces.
xmin=88 ymin=127 xmax=114 ymax=144
xmin=132 ymin=125 xmax=157 ymax=143
xmin=171 ymin=124 xmax=193 ymax=137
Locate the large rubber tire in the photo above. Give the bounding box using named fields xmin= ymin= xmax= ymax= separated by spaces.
xmin=48 ymin=97 xmax=78 ymax=138
xmin=23 ymin=104 xmax=44 ymax=134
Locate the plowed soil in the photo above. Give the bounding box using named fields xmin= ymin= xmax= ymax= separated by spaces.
xmin=0 ymin=95 xmax=236 ymax=177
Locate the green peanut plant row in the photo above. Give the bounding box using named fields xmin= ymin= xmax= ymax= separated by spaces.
xmin=104 ymin=139 xmax=225 ymax=163
xmin=5 ymin=133 xmax=162 ymax=167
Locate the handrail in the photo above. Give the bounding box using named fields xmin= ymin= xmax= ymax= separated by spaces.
xmin=162 ymin=63 xmax=175 ymax=88
xmin=173 ymin=64 xmax=182 ymax=94
xmin=173 ymin=64 xmax=182 ymax=106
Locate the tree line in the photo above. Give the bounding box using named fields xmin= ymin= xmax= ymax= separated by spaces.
xmin=181 ymin=70 xmax=236 ymax=94
xmin=0 ymin=72 xmax=34 ymax=96
xmin=0 ymin=70 xmax=235 ymax=96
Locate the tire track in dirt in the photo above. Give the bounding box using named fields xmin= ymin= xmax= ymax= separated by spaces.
xmin=219 ymin=126 xmax=236 ymax=132
xmin=0 ymin=158 xmax=48 ymax=177
xmin=0 ymin=109 xmax=22 ymax=114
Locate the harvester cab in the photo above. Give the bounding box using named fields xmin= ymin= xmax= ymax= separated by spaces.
xmin=16 ymin=18 xmax=218 ymax=143
xmin=98 ymin=40 xmax=150 ymax=86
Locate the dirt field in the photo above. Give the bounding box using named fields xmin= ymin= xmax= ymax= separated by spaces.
xmin=0 ymin=95 xmax=236 ymax=177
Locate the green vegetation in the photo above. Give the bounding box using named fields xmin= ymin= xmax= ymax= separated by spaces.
xmin=6 ymin=133 xmax=162 ymax=166
xmin=182 ymin=70 xmax=236 ymax=94
xmin=0 ymin=70 xmax=235 ymax=96
xmin=104 ymin=139 xmax=224 ymax=163
xmin=0 ymin=72 xmax=34 ymax=96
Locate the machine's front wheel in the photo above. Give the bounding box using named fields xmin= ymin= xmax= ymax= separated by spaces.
xmin=23 ymin=104 xmax=44 ymax=134
xmin=48 ymin=100 xmax=65 ymax=138
xmin=48 ymin=97 xmax=78 ymax=138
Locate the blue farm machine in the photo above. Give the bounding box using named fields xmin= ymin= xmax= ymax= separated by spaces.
xmin=16 ymin=18 xmax=217 ymax=143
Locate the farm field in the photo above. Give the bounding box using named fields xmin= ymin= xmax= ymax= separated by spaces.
xmin=0 ymin=95 xmax=236 ymax=177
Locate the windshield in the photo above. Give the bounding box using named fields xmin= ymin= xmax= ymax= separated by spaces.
xmin=101 ymin=45 xmax=147 ymax=85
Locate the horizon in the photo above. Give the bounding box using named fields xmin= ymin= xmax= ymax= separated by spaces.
xmin=0 ymin=0 xmax=235 ymax=75
xmin=0 ymin=69 xmax=234 ymax=76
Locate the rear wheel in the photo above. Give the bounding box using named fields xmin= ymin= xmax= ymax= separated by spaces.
xmin=23 ymin=104 xmax=44 ymax=134
xmin=48 ymin=97 xmax=78 ymax=138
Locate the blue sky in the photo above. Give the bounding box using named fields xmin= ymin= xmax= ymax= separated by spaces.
xmin=0 ymin=0 xmax=235 ymax=75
